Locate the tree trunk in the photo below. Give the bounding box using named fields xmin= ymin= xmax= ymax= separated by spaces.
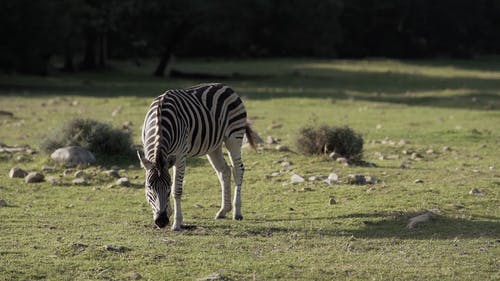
xmin=154 ymin=48 xmax=173 ymax=77
xmin=98 ymin=33 xmax=107 ymax=68
xmin=62 ymin=42 xmax=75 ymax=72
xmin=81 ymin=29 xmax=98 ymax=70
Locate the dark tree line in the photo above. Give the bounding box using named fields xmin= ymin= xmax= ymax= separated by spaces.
xmin=1 ymin=0 xmax=499 ymax=75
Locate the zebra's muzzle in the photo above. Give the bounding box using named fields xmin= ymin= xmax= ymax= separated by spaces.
xmin=154 ymin=211 xmax=169 ymax=228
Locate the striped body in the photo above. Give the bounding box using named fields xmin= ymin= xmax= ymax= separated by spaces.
xmin=139 ymin=83 xmax=254 ymax=230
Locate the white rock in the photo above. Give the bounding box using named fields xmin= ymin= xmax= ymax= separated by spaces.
xmin=9 ymin=167 xmax=28 ymax=178
xmin=290 ymin=174 xmax=305 ymax=184
xmin=25 ymin=172 xmax=44 ymax=183
xmin=324 ymin=173 xmax=339 ymax=185
xmin=51 ymin=146 xmax=96 ymax=166
xmin=116 ymin=177 xmax=131 ymax=187
xmin=72 ymin=178 xmax=88 ymax=185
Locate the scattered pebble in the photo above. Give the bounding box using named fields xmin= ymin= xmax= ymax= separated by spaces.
xmin=336 ymin=157 xmax=349 ymax=166
xmin=74 ymin=170 xmax=85 ymax=178
xmin=126 ymin=272 xmax=142 ymax=280
xmin=72 ymin=178 xmax=88 ymax=185
xmin=103 ymin=170 xmax=120 ymax=178
xmin=266 ymin=136 xmax=278 ymax=144
xmin=276 ymin=145 xmax=290 ymax=152
xmin=25 ymin=172 xmax=44 ymax=183
xmin=442 ymin=146 xmax=452 ymax=152
xmin=411 ymin=152 xmax=423 ymax=160
xmin=46 ymin=176 xmax=61 ymax=185
xmin=328 ymin=198 xmax=337 ymax=205
xmin=9 ymin=167 xmax=28 ymax=178
xmin=280 ymin=161 xmax=292 ymax=167
xmin=469 ymin=188 xmax=484 ymax=196
xmin=51 ymin=146 xmax=96 ymax=166
xmin=415 ymin=179 xmax=424 ymax=184
xmin=426 ymin=149 xmax=434 ymax=155
xmin=346 ymin=174 xmax=366 ymax=185
xmin=104 ymin=245 xmax=127 ymax=253
xmin=41 ymin=166 xmax=55 ymax=173
xmin=364 ymin=176 xmax=377 ymax=184
xmin=308 ymin=176 xmax=318 ymax=182
xmin=116 ymin=177 xmax=131 ymax=187
xmin=324 ymin=173 xmax=339 ymax=185
xmin=290 ymin=174 xmax=305 ymax=184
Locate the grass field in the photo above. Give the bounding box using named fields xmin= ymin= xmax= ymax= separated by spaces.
xmin=0 ymin=58 xmax=499 ymax=280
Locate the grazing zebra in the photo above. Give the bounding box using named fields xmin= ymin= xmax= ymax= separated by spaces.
xmin=137 ymin=83 xmax=255 ymax=231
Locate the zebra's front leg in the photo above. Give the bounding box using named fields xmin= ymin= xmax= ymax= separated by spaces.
xmin=207 ymin=148 xmax=232 ymax=219
xmin=171 ymin=159 xmax=186 ymax=231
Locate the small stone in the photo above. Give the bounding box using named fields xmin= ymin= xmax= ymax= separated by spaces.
xmin=0 ymin=199 xmax=7 ymax=207
xmin=411 ymin=152 xmax=423 ymax=160
xmin=74 ymin=170 xmax=85 ymax=178
xmin=266 ymin=136 xmax=277 ymax=144
xmin=336 ymin=157 xmax=349 ymax=165
xmin=63 ymin=169 xmax=74 ymax=176
xmin=308 ymin=176 xmax=318 ymax=182
xmin=9 ymin=167 xmax=28 ymax=178
xmin=398 ymin=139 xmax=408 ymax=146
xmin=442 ymin=146 xmax=452 ymax=152
xmin=281 ymin=161 xmax=292 ymax=167
xmin=270 ymin=172 xmax=280 ymax=177
xmin=324 ymin=173 xmax=339 ymax=185
xmin=276 ymin=145 xmax=290 ymax=152
xmin=41 ymin=166 xmax=55 ymax=173
xmin=103 ymin=170 xmax=120 ymax=178
xmin=415 ymin=179 xmax=424 ymax=184
xmin=46 ymin=176 xmax=61 ymax=185
xmin=301 ymin=187 xmax=313 ymax=192
xmin=426 ymin=149 xmax=434 ymax=155
xmin=72 ymin=178 xmax=88 ymax=185
xmin=346 ymin=174 xmax=366 ymax=185
xmin=194 ymin=203 xmax=203 ymax=208
xmin=364 ymin=176 xmax=376 ymax=184
xmin=469 ymin=188 xmax=484 ymax=196
xmin=104 ymin=245 xmax=127 ymax=253
xmin=328 ymin=198 xmax=337 ymax=205
xmin=116 ymin=177 xmax=131 ymax=187
xmin=290 ymin=174 xmax=305 ymax=184
xmin=122 ymin=121 xmax=133 ymax=130
xmin=329 ymin=152 xmax=342 ymax=160
xmin=126 ymin=272 xmax=142 ymax=280
xmin=25 ymin=172 xmax=45 ymax=183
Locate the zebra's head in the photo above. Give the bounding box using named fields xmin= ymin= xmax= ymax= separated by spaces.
xmin=137 ymin=151 xmax=173 ymax=228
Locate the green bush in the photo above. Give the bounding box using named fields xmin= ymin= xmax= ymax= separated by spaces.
xmin=296 ymin=125 xmax=364 ymax=161
xmin=40 ymin=118 xmax=134 ymax=157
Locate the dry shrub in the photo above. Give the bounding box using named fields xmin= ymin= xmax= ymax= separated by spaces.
xmin=40 ymin=118 xmax=134 ymax=157
xmin=296 ymin=125 xmax=364 ymax=161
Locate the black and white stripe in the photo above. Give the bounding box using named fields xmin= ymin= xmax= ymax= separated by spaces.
xmin=138 ymin=83 xmax=255 ymax=230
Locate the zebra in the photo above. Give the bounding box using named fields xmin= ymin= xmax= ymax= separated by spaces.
xmin=137 ymin=83 xmax=256 ymax=231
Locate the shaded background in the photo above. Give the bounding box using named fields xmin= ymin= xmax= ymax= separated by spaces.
xmin=1 ymin=0 xmax=499 ymax=76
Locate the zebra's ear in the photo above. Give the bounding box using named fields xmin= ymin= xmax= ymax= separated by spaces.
xmin=137 ymin=150 xmax=154 ymax=170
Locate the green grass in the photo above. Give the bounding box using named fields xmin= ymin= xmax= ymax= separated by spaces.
xmin=1 ymin=58 xmax=499 ymax=280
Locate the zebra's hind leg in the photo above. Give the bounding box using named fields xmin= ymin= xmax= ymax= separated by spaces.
xmin=225 ymin=136 xmax=244 ymax=221
xmin=207 ymin=147 xmax=232 ymax=219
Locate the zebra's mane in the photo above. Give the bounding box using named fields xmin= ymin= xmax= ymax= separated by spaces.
xmin=153 ymin=94 xmax=165 ymax=168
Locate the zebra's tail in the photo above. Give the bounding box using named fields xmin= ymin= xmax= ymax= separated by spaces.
xmin=245 ymin=124 xmax=257 ymax=150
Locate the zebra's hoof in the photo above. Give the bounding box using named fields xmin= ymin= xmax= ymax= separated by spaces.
xmin=233 ymin=214 xmax=243 ymax=221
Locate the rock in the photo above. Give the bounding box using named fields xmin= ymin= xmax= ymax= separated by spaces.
xmin=74 ymin=170 xmax=85 ymax=178
xmin=328 ymin=198 xmax=337 ymax=205
xmin=104 ymin=245 xmax=128 ymax=253
xmin=290 ymin=174 xmax=305 ymax=184
xmin=411 ymin=152 xmax=423 ymax=160
xmin=469 ymin=188 xmax=484 ymax=196
xmin=9 ymin=167 xmax=28 ymax=178
xmin=25 ymin=172 xmax=45 ymax=183
xmin=266 ymin=136 xmax=277 ymax=144
xmin=280 ymin=161 xmax=292 ymax=167
xmin=407 ymin=211 xmax=435 ymax=229
xmin=300 ymin=187 xmax=313 ymax=192
xmin=364 ymin=176 xmax=377 ymax=184
xmin=122 ymin=121 xmax=133 ymax=130
xmin=442 ymin=146 xmax=452 ymax=152
xmin=46 ymin=176 xmax=61 ymax=185
xmin=324 ymin=173 xmax=339 ymax=185
xmin=308 ymin=176 xmax=318 ymax=182
xmin=276 ymin=145 xmax=290 ymax=152
xmin=426 ymin=149 xmax=434 ymax=155
xmin=72 ymin=178 xmax=88 ymax=185
xmin=198 ymin=273 xmax=225 ymax=281
xmin=103 ymin=170 xmax=120 ymax=178
xmin=329 ymin=152 xmax=342 ymax=160
xmin=51 ymin=146 xmax=96 ymax=166
xmin=346 ymin=174 xmax=366 ymax=185
xmin=126 ymin=272 xmax=142 ymax=280
xmin=116 ymin=177 xmax=131 ymax=187
xmin=415 ymin=179 xmax=424 ymax=184
xmin=63 ymin=169 xmax=74 ymax=176
xmin=41 ymin=166 xmax=55 ymax=173
xmin=0 ymin=199 xmax=7 ymax=207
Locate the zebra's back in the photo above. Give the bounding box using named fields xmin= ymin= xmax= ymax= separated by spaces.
xmin=142 ymin=83 xmax=247 ymax=161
